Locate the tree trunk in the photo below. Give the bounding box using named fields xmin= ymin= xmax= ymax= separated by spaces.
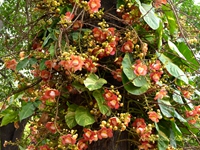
xmin=0 ymin=119 xmax=28 ymax=150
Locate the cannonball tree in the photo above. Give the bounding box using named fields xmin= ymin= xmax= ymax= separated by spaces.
xmin=0 ymin=0 xmax=200 ymax=150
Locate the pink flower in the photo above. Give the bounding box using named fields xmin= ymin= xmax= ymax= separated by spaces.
xmin=195 ymin=105 xmax=200 ymax=115
xmin=97 ymin=127 xmax=113 ymax=139
xmin=5 ymin=59 xmax=17 ymax=70
xmin=77 ymin=139 xmax=88 ymax=150
xmin=149 ymin=60 xmax=162 ymax=71
xmin=132 ymin=118 xmax=146 ymax=129
xmin=84 ymin=59 xmax=97 ymax=73
xmin=154 ymin=88 xmax=167 ymax=100
xmin=44 ymin=89 xmax=60 ymax=99
xmin=185 ymin=110 xmax=197 ymax=118
xmin=150 ymin=71 xmax=162 ymax=82
xmin=107 ymin=99 xmax=120 ymax=109
xmin=65 ymin=12 xmax=74 ymax=22
xmin=39 ymin=145 xmax=50 ymax=150
xmin=45 ymin=122 xmax=57 ymax=134
xmin=121 ymin=40 xmax=134 ymax=53
xmin=182 ymin=90 xmax=192 ymax=99
xmin=153 ymin=0 xmax=167 ymax=8
xmin=83 ymin=128 xmax=98 ymax=143
xmin=40 ymin=70 xmax=51 ymax=81
xmin=112 ymin=69 xmax=122 ymax=82
xmin=70 ymin=55 xmax=84 ymax=72
xmin=60 ymin=134 xmax=76 ymax=145
xmin=109 ymin=117 xmax=120 ymax=127
xmin=138 ymin=141 xmax=153 ymax=150
xmin=133 ymin=60 xmax=148 ymax=76
xmin=88 ymin=0 xmax=101 ymax=13
xmin=148 ymin=111 xmax=160 ymax=123
xmin=122 ymin=13 xmax=134 ymax=24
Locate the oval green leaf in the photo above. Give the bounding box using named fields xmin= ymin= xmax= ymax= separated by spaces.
xmin=75 ymin=106 xmax=95 ymax=127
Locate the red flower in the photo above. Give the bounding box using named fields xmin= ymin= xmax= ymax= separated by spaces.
xmin=138 ymin=141 xmax=153 ymax=150
xmin=5 ymin=59 xmax=17 ymax=70
xmin=154 ymin=88 xmax=167 ymax=100
xmin=60 ymin=134 xmax=76 ymax=145
xmin=132 ymin=118 xmax=146 ymax=129
xmin=77 ymin=139 xmax=88 ymax=150
xmin=195 ymin=105 xmax=200 ymax=115
xmin=84 ymin=59 xmax=97 ymax=73
xmin=149 ymin=60 xmax=162 ymax=71
xmin=148 ymin=111 xmax=160 ymax=123
xmin=65 ymin=12 xmax=74 ymax=22
xmin=70 ymin=55 xmax=84 ymax=72
xmin=73 ymin=20 xmax=83 ymax=30
xmin=88 ymin=0 xmax=101 ymax=13
xmin=112 ymin=69 xmax=122 ymax=82
xmin=105 ymin=43 xmax=116 ymax=56
xmin=40 ymin=70 xmax=51 ymax=81
xmin=83 ymin=128 xmax=98 ymax=143
xmin=150 ymin=71 xmax=162 ymax=82
xmin=92 ymin=27 xmax=106 ymax=42
xmin=188 ymin=119 xmax=197 ymax=124
xmin=107 ymin=99 xmax=120 ymax=109
xmin=39 ymin=145 xmax=50 ymax=150
xmin=185 ymin=110 xmax=197 ymax=118
xmin=103 ymin=89 xmax=117 ymax=101
xmin=133 ymin=60 xmax=148 ymax=76
xmin=109 ymin=117 xmax=120 ymax=127
xmin=97 ymin=127 xmax=113 ymax=140
xmin=121 ymin=40 xmax=134 ymax=53
xmin=182 ymin=90 xmax=191 ymax=99
xmin=43 ymin=89 xmax=60 ymax=100
xmin=153 ymin=0 xmax=167 ymax=8
xmin=45 ymin=122 xmax=57 ymax=134
xmin=59 ymin=60 xmax=71 ymax=71
xmin=140 ymin=132 xmax=151 ymax=142
xmin=45 ymin=60 xmax=59 ymax=70
xmin=122 ymin=13 xmax=134 ymax=24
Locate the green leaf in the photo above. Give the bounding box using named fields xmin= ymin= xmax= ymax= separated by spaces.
xmin=162 ymin=5 xmax=178 ymax=35
xmin=72 ymin=81 xmax=87 ymax=92
xmin=49 ymin=44 xmax=55 ymax=57
xmin=117 ymin=0 xmax=125 ymax=8
xmin=176 ymin=42 xmax=199 ymax=71
xmin=173 ymin=90 xmax=184 ymax=104
xmin=65 ymin=103 xmax=79 ymax=129
xmin=75 ymin=106 xmax=95 ymax=127
xmin=93 ymin=90 xmax=111 ymax=116
xmin=170 ymin=121 xmax=183 ymax=148
xmin=19 ymin=102 xmax=35 ymax=121
xmin=122 ymin=72 xmax=149 ymax=95
xmin=122 ymin=53 xmax=148 ymax=87
xmin=168 ymin=40 xmax=186 ymax=60
xmin=29 ymin=57 xmax=37 ymax=65
xmin=158 ymin=99 xmax=175 ymax=118
xmin=0 ymin=107 xmax=19 ymax=126
xmin=42 ymin=32 xmax=55 ymax=47
xmin=39 ymin=59 xmax=47 ymax=70
xmin=16 ymin=57 xmax=30 ymax=71
xmin=84 ymin=74 xmax=107 ymax=91
xmin=155 ymin=123 xmax=169 ymax=150
xmin=136 ymin=0 xmax=160 ymax=30
xmin=156 ymin=21 xmax=163 ymax=50
xmin=157 ymin=52 xmax=188 ymax=84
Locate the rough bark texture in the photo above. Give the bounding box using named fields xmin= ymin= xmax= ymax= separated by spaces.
xmin=0 ymin=119 xmax=28 ymax=150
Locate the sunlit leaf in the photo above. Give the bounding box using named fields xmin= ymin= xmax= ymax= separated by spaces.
xmin=157 ymin=52 xmax=188 ymax=84
xmin=122 ymin=53 xmax=148 ymax=87
xmin=75 ymin=106 xmax=95 ymax=127
xmin=136 ymin=0 xmax=160 ymax=30
xmin=19 ymin=102 xmax=35 ymax=121
xmin=84 ymin=74 xmax=107 ymax=91
xmin=93 ymin=90 xmax=111 ymax=116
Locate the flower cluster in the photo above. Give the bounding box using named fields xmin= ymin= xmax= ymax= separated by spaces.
xmin=132 ymin=118 xmax=157 ymax=150
xmin=103 ymin=89 xmax=121 ymax=109
xmin=185 ymin=105 xmax=200 ymax=124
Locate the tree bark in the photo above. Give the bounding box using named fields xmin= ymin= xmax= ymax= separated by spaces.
xmin=0 ymin=119 xmax=28 ymax=150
